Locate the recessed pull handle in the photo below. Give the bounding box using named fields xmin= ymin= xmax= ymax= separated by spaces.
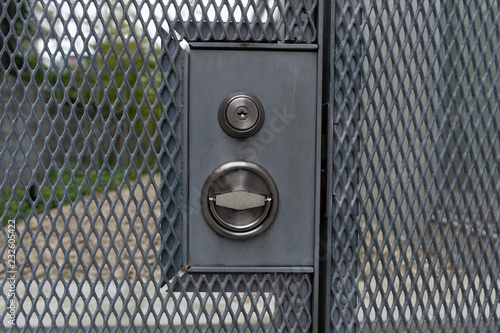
xmin=201 ymin=161 xmax=279 ymax=239
xmin=210 ymin=191 xmax=270 ymax=211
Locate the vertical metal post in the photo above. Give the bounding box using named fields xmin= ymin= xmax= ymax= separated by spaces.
xmin=320 ymin=0 xmax=362 ymax=331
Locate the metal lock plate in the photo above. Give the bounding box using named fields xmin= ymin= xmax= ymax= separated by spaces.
xmin=187 ymin=44 xmax=318 ymax=270
xmin=201 ymin=161 xmax=278 ymax=239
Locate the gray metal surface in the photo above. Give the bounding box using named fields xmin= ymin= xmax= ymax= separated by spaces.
xmin=0 ymin=0 xmax=499 ymax=331
xmin=187 ymin=46 xmax=318 ymax=269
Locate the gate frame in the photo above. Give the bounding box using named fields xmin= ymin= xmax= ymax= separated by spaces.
xmin=319 ymin=0 xmax=362 ymax=331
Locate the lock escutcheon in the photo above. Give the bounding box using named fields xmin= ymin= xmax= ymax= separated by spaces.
xmin=218 ymin=92 xmax=265 ymax=138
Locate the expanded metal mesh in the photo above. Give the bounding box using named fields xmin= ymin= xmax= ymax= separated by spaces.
xmin=329 ymin=0 xmax=500 ymax=331
xmin=1 ymin=0 xmax=499 ymax=331
xmin=0 ymin=0 xmax=316 ymax=331
xmin=168 ymin=0 xmax=318 ymax=42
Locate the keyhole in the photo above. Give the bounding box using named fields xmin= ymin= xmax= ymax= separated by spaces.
xmin=236 ymin=108 xmax=249 ymax=121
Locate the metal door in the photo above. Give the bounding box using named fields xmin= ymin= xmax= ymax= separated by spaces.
xmin=1 ymin=0 xmax=499 ymax=332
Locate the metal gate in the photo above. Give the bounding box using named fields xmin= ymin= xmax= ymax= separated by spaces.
xmin=0 ymin=0 xmax=499 ymax=332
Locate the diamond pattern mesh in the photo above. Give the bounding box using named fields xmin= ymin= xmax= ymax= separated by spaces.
xmin=168 ymin=0 xmax=318 ymax=42
xmin=0 ymin=0 xmax=315 ymax=331
xmin=2 ymin=0 xmax=499 ymax=330
xmin=328 ymin=0 xmax=500 ymax=331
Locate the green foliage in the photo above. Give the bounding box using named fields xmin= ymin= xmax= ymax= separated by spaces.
xmin=1 ymin=157 xmax=157 ymax=225
xmin=2 ymin=0 xmax=163 ymax=224
xmin=19 ymin=0 xmax=163 ymax=149
xmin=19 ymin=35 xmax=162 ymax=132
